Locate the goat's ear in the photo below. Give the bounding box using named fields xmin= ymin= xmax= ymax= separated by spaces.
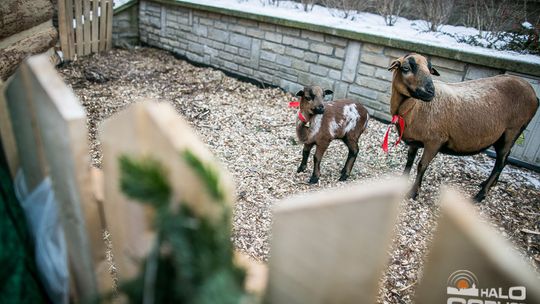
xmin=388 ymin=59 xmax=401 ymax=71
xmin=295 ymin=90 xmax=304 ymax=97
xmin=430 ymin=67 xmax=440 ymax=76
xmin=324 ymin=89 xmax=334 ymax=96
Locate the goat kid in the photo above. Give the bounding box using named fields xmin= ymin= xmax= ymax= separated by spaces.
xmin=295 ymin=86 xmax=369 ymax=184
xmin=388 ymin=53 xmax=539 ymax=201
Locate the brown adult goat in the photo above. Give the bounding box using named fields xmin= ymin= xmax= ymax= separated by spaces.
xmin=295 ymin=86 xmax=369 ymax=184
xmin=388 ymin=53 xmax=538 ymax=201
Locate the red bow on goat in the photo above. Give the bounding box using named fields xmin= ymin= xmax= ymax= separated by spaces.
xmin=382 ymin=108 xmax=412 ymax=153
xmin=289 ymin=100 xmax=307 ymax=123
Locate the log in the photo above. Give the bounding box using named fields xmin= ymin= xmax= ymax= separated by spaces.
xmin=0 ymin=0 xmax=54 ymax=40
xmin=0 ymin=22 xmax=58 ymax=81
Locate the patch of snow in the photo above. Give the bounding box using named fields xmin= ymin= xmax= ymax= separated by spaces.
xmin=177 ymin=0 xmax=539 ymax=64
xmin=463 ymin=156 xmax=540 ymax=190
xmin=114 ymin=0 xmax=133 ymax=8
xmin=522 ymin=21 xmax=533 ymax=30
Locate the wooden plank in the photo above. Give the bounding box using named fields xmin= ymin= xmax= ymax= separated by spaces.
xmin=91 ymin=0 xmax=99 ymax=52
xmin=66 ymin=0 xmax=76 ymax=60
xmin=74 ymin=0 xmax=84 ymax=57
xmin=105 ymin=0 xmax=113 ymax=50
xmin=100 ymin=100 xmax=236 ymax=282
xmin=83 ymin=0 xmax=92 ymax=55
xmin=415 ymin=188 xmax=540 ymax=303
xmin=99 ymin=0 xmax=107 ymax=51
xmin=0 ymin=80 xmax=19 ymax=178
xmin=5 ymin=64 xmax=47 ymax=190
xmin=266 ymin=178 xmax=407 ymax=304
xmin=22 ymin=55 xmax=100 ymax=300
xmin=7 ymin=54 xmax=111 ymax=301
xmin=57 ymin=0 xmax=72 ymax=60
xmin=61 ymin=0 xmax=76 ymax=61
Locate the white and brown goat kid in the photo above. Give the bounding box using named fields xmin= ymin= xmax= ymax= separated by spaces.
xmin=295 ymin=86 xmax=369 ymax=184
xmin=388 ymin=53 xmax=539 ymax=201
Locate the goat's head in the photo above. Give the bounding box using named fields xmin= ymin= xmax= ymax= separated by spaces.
xmin=296 ymin=86 xmax=333 ymax=115
xmin=388 ymin=53 xmax=440 ymax=102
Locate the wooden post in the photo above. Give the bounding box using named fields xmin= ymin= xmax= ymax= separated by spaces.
xmin=415 ymin=188 xmax=540 ymax=303
xmin=100 ymin=100 xmax=236 ymax=283
xmin=99 ymin=0 xmax=108 ymax=51
xmin=83 ymin=0 xmax=92 ymax=55
xmin=91 ymin=0 xmax=99 ymax=52
xmin=0 ymin=80 xmax=19 ymax=178
xmin=74 ymin=0 xmax=84 ymax=56
xmin=58 ymin=0 xmax=75 ymax=60
xmin=266 ymin=178 xmax=407 ymax=304
xmin=4 ymin=54 xmax=109 ymax=301
xmin=105 ymin=0 xmax=113 ymax=50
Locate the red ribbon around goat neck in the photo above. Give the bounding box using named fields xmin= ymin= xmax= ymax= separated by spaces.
xmin=382 ymin=114 xmax=405 ymax=153
xmin=289 ymin=100 xmax=307 ymax=123
xmin=288 ymin=101 xmax=300 ymax=108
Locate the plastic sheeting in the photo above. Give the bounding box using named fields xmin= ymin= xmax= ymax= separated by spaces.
xmin=14 ymin=170 xmax=69 ymax=304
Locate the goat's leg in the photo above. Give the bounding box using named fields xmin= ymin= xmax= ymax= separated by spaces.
xmin=309 ymin=142 xmax=329 ymax=184
xmin=408 ymin=145 xmax=439 ymax=200
xmin=404 ymin=146 xmax=419 ymax=175
xmin=339 ymin=138 xmax=359 ymax=181
xmin=475 ymin=128 xmax=522 ymax=202
xmin=297 ymin=143 xmax=314 ymax=173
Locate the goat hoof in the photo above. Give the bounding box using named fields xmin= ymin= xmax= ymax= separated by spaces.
xmin=338 ymin=174 xmax=349 ymax=181
xmin=407 ymin=189 xmax=418 ymax=200
xmin=473 ymin=192 xmax=486 ymax=202
xmin=308 ymin=176 xmax=319 ymax=184
xmin=297 ymin=165 xmax=306 ymax=173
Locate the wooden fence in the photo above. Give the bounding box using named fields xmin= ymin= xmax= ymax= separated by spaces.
xmin=58 ymin=0 xmax=113 ymax=61
xmin=1 ymin=54 xmax=539 ymax=303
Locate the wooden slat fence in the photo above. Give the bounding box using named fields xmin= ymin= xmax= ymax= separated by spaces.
xmin=58 ymin=0 xmax=113 ymax=60
xmin=2 ymin=55 xmax=103 ymax=301
xmin=1 ymin=54 xmax=539 ymax=303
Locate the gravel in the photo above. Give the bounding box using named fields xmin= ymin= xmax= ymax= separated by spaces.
xmin=58 ymin=47 xmax=540 ymax=303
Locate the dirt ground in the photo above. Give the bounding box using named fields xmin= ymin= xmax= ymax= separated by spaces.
xmin=58 ymin=47 xmax=540 ymax=303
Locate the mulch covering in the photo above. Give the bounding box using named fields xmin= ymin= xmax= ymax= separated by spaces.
xmin=58 ymin=47 xmax=540 ymax=303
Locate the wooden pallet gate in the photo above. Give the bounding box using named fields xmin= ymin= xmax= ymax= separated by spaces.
xmin=0 ymin=54 xmax=539 ymax=303
xmin=58 ymin=0 xmax=113 ymax=60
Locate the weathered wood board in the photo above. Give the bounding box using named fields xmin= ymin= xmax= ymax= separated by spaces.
xmin=0 ymin=80 xmax=19 ymax=178
xmin=99 ymin=100 xmax=236 ymax=282
xmin=266 ymin=178 xmax=407 ymax=304
xmin=416 ymin=188 xmax=540 ymax=304
xmin=4 ymin=54 xmax=107 ymax=301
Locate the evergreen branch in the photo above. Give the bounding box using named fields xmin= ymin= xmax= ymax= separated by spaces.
xmin=182 ymin=150 xmax=225 ymax=202
xmin=119 ymin=155 xmax=172 ymax=208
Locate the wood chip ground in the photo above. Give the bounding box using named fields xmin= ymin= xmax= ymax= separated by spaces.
xmin=58 ymin=47 xmax=540 ymax=303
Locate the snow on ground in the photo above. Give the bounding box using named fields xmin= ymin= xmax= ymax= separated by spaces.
xmin=177 ymin=0 xmax=540 ymax=63
xmin=114 ymin=0 xmax=133 ymax=8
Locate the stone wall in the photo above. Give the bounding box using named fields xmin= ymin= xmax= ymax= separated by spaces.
xmin=138 ymin=0 xmax=540 ymax=123
xmin=113 ymin=1 xmax=139 ymax=48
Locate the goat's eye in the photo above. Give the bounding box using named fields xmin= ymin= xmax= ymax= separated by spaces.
xmin=304 ymin=96 xmax=312 ymax=101
xmin=401 ymin=66 xmax=410 ymax=72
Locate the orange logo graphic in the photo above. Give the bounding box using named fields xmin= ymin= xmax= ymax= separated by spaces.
xmin=447 ymin=270 xmax=479 ymax=297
